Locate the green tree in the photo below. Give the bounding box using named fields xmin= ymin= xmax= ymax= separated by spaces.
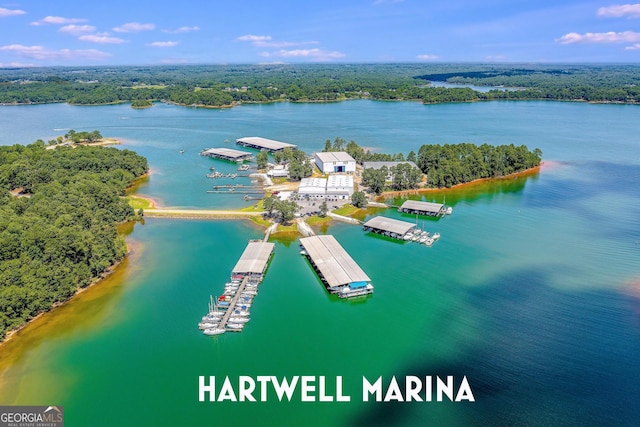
xmin=362 ymin=166 xmax=387 ymax=194
xmin=256 ymin=151 xmax=269 ymax=170
xmin=319 ymin=200 xmax=328 ymax=217
xmin=351 ymin=191 xmax=368 ymax=208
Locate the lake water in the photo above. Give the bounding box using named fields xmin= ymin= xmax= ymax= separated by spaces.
xmin=0 ymin=100 xmax=639 ymax=426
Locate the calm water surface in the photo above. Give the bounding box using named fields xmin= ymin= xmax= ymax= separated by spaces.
xmin=0 ymin=100 xmax=639 ymax=426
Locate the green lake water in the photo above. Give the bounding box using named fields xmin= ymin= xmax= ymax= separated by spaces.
xmin=0 ymin=100 xmax=639 ymax=426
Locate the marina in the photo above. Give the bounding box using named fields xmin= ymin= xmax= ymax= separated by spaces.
xmin=362 ymin=216 xmax=440 ymax=246
xmin=236 ymin=136 xmax=297 ymax=152
xmin=299 ymin=235 xmax=373 ymax=298
xmin=199 ymin=240 xmax=275 ymax=335
xmin=200 ymin=147 xmax=254 ymax=162
xmin=398 ymin=200 xmax=450 ymax=216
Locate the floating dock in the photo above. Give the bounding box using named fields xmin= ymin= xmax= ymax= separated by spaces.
xmin=200 ymin=147 xmax=254 ymax=162
xmin=362 ymin=216 xmax=417 ymax=239
xmin=199 ymin=240 xmax=274 ymax=335
xmin=236 ymin=136 xmax=297 ymax=152
xmin=398 ymin=200 xmax=446 ymax=217
xmin=299 ymin=235 xmax=373 ymax=298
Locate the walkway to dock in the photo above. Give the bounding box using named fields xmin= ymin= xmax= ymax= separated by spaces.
xmin=143 ymin=208 xmax=264 ymax=220
xmin=296 ymin=218 xmax=315 ymax=237
xmin=217 ymin=276 xmax=250 ymax=331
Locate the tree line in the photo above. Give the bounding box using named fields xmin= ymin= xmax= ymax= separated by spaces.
xmin=0 ymin=142 xmax=148 ymax=339
xmin=2 ymin=64 xmax=640 ymax=107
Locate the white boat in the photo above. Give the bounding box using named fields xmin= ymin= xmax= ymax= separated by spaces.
xmin=446 ymin=207 xmax=453 ymax=215
xmin=403 ymin=234 xmax=413 ymax=241
xmin=203 ymin=328 xmax=225 ymax=336
xmin=226 ymin=323 xmax=244 ymax=330
xmin=423 ymin=238 xmax=434 ymax=246
xmin=231 ymin=310 xmax=250 ymax=317
xmin=432 ymin=232 xmax=440 ymax=240
xmin=199 ymin=321 xmax=220 ymax=330
xmin=338 ymin=283 xmax=374 ymax=299
xmin=228 ymin=317 xmax=250 ymax=323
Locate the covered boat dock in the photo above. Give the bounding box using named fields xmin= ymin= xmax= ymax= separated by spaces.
xmin=200 ymin=147 xmax=254 ymax=162
xmin=299 ymin=235 xmax=372 ymax=295
xmin=362 ymin=216 xmax=417 ymax=239
xmin=398 ymin=200 xmax=446 ymax=217
xmin=231 ymin=240 xmax=275 ymax=281
xmin=236 ymin=136 xmax=297 ymax=152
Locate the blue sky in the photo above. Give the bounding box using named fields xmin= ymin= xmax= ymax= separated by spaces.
xmin=1 ymin=0 xmax=640 ymax=66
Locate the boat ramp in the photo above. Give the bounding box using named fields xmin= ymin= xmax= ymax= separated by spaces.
xmin=198 ymin=240 xmax=274 ymax=336
xmin=299 ymin=235 xmax=374 ymax=299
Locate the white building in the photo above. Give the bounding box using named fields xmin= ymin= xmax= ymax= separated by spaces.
xmin=314 ymin=152 xmax=356 ymax=174
xmin=326 ymin=175 xmax=354 ymax=199
xmin=298 ymin=177 xmax=327 ymax=199
xmin=267 ymin=164 xmax=289 ymax=178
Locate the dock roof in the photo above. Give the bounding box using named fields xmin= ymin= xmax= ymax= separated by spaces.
xmin=363 ymin=216 xmax=417 ymax=236
xmin=231 ymin=241 xmax=275 ymax=276
xmin=236 ymin=137 xmax=297 ymax=152
xmin=201 ymin=147 xmax=254 ymax=161
xmin=300 ymin=235 xmax=370 ymax=289
xmin=399 ymin=200 xmax=444 ymax=214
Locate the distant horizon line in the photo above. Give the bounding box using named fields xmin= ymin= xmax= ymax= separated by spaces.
xmin=2 ymin=61 xmax=640 ymax=70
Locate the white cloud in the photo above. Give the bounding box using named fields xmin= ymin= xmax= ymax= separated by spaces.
xmin=556 ymin=31 xmax=640 ymax=43
xmin=32 ymin=16 xmax=87 ymax=26
xmin=237 ymin=34 xmax=272 ymax=42
xmin=485 ymin=55 xmax=508 ymax=61
xmin=163 ymin=26 xmax=199 ymax=34
xmin=79 ymin=34 xmax=126 ymax=44
xmin=269 ymin=48 xmax=346 ymax=60
xmin=597 ymin=4 xmax=640 ymax=18
xmin=416 ymin=54 xmax=439 ymax=60
xmin=147 ymin=41 xmax=178 ymax=47
xmin=624 ymin=43 xmax=640 ymax=49
xmin=0 ymin=7 xmax=26 ymax=17
xmin=113 ymin=22 xmax=155 ymax=33
xmin=237 ymin=34 xmax=318 ymax=48
xmin=59 ymin=24 xmax=96 ymax=35
xmin=0 ymin=62 xmax=35 ymax=68
xmin=0 ymin=44 xmax=110 ymax=60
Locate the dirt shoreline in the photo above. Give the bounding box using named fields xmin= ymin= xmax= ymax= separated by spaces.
xmin=374 ymin=164 xmax=542 ymax=201
xmin=0 ymin=238 xmax=137 ymax=348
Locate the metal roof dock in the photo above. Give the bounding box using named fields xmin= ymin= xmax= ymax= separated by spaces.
xmin=236 ymin=136 xmax=297 ymax=152
xmin=200 ymin=147 xmax=254 ymax=162
xmin=399 ymin=200 xmax=445 ymax=217
xmin=299 ymin=235 xmax=371 ymax=292
xmin=231 ymin=240 xmax=275 ymax=280
xmin=363 ymin=216 xmax=417 ymax=238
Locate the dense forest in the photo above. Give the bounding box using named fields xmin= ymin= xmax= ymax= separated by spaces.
xmin=1 ymin=63 xmax=639 ymax=106
xmin=0 ymin=142 xmax=148 ymax=339
xmin=417 ymin=143 xmax=542 ymax=188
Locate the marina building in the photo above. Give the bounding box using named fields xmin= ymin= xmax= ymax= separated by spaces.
xmin=299 ymin=235 xmax=373 ymax=298
xmin=298 ymin=177 xmax=328 ymax=199
xmin=362 ymin=161 xmax=420 ymax=181
xmin=314 ymin=152 xmax=357 ymax=174
xmin=231 ymin=240 xmax=275 ymax=281
xmin=362 ymin=216 xmax=418 ymax=239
xmin=326 ymin=175 xmax=354 ymax=199
xmin=200 ymin=147 xmax=254 ymax=162
xmin=298 ymin=175 xmax=354 ymax=199
xmin=236 ymin=136 xmax=297 ymax=152
xmin=398 ymin=200 xmax=446 ymax=217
